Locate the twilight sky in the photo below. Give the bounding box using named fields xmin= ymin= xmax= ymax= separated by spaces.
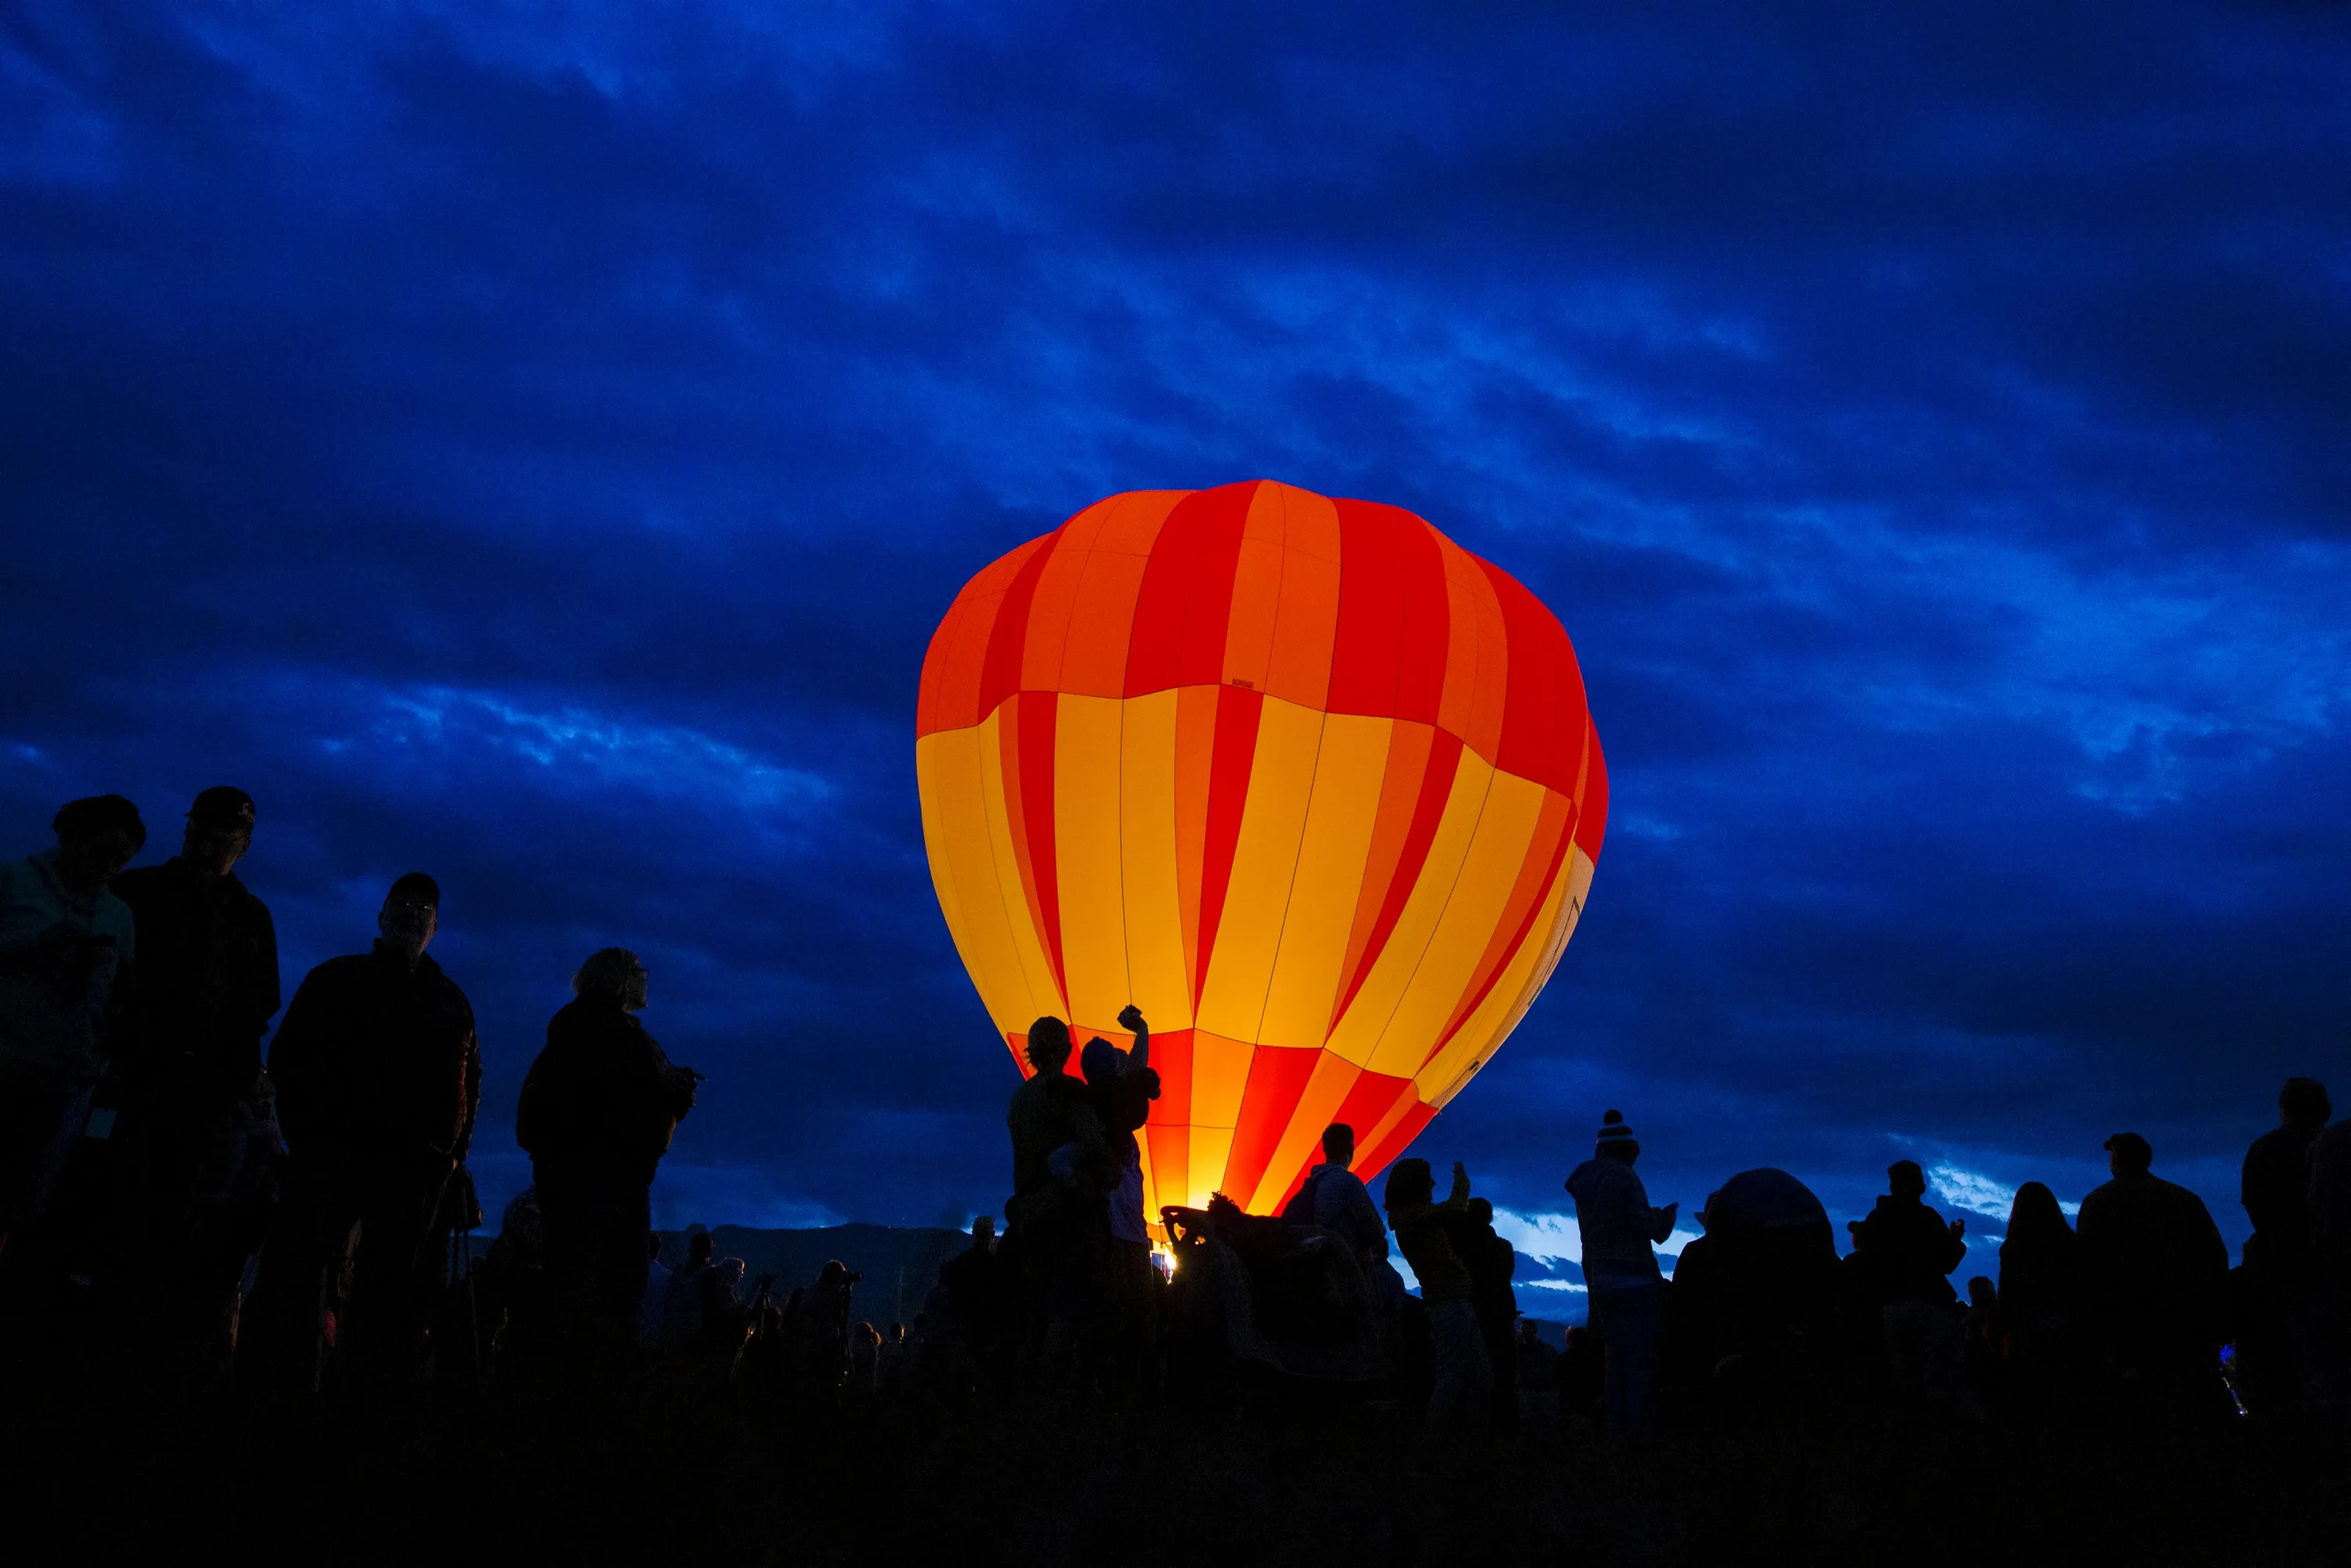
xmin=5 ymin=2 xmax=2347 ymax=1300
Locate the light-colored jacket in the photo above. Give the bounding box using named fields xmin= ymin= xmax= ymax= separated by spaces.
xmin=1565 ymin=1156 xmax=1672 ymax=1291
xmin=0 ymin=851 xmax=136 ymax=1088
xmin=1305 ymin=1163 xmax=1389 ymax=1261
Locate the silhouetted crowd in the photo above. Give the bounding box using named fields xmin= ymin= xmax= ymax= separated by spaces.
xmin=5 ymin=789 xmax=2349 ymax=1443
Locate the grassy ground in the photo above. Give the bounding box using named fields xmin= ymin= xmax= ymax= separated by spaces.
xmin=4 ymin=1363 xmax=2345 ymax=1566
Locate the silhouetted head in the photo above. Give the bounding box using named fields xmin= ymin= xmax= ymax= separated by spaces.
xmin=1887 ymin=1160 xmax=1926 ymax=1200
xmin=1025 ymin=1017 xmax=1072 ymax=1074
xmin=2105 ymin=1132 xmax=2153 ymax=1176
xmin=1080 ymin=1036 xmax=1125 ymax=1086
xmin=573 ymin=947 xmax=648 ymax=1011
xmin=378 ymin=873 xmax=440 ymax=965
xmin=1596 ymin=1110 xmax=1639 ymax=1165
xmin=1518 ymin=1319 xmax=1541 ymax=1345
xmin=970 ymin=1214 xmax=994 ymax=1245
xmin=1967 ymin=1275 xmax=1997 ymax=1308
xmin=52 ymin=795 xmax=146 ymax=892
xmin=181 ymin=788 xmax=255 ymax=879
xmin=1466 ymin=1197 xmax=1494 ymax=1228
xmin=1322 ymin=1123 xmax=1355 ymax=1166
xmin=1384 ymin=1157 xmax=1435 ymax=1212
xmin=2006 ymin=1180 xmax=2072 ymax=1245
xmin=2281 ymin=1077 xmax=2332 ymax=1127
xmin=689 ymin=1229 xmax=714 ymax=1263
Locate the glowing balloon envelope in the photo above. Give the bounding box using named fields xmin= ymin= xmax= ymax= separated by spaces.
xmin=916 ymin=480 xmax=1607 ymax=1219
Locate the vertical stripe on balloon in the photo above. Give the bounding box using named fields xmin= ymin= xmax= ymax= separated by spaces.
xmin=1191 ymin=686 xmax=1263 ymax=1003
xmin=917 ymin=481 xmax=1605 ymax=1219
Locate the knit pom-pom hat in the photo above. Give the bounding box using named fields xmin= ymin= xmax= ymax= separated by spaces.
xmin=1596 ymin=1109 xmax=1638 ymax=1153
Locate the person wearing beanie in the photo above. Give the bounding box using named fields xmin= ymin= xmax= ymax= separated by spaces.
xmin=1564 ymin=1110 xmax=1678 ymax=1437
xmin=240 ymin=872 xmax=480 ymax=1389
xmin=0 ymin=795 xmax=143 ymax=1240
xmin=107 ymin=787 xmax=283 ymax=1366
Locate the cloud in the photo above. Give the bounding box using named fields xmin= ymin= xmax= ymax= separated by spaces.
xmin=3 ymin=2 xmax=2346 ymax=1239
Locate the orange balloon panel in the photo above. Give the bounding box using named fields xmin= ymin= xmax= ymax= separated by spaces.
xmin=916 ymin=480 xmax=1608 ymax=1218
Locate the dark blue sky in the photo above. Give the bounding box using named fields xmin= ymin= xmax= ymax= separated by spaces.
xmin=5 ymin=2 xmax=2346 ymax=1297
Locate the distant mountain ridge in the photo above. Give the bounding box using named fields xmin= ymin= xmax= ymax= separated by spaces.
xmin=653 ymin=1222 xmax=971 ymax=1328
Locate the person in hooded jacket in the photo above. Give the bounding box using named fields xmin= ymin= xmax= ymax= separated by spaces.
xmin=515 ymin=947 xmax=698 ymax=1367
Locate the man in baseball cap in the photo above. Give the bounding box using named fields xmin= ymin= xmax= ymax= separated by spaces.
xmin=241 ymin=870 xmax=479 ymax=1389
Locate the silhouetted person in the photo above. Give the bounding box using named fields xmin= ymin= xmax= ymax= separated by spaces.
xmin=699 ymin=1255 xmax=749 ymax=1360
xmin=638 ymin=1233 xmax=672 ymax=1350
xmin=1002 ymin=1016 xmax=1110 ymax=1371
xmin=1081 ymin=1005 xmax=1158 ymax=1378
xmin=937 ymin=1214 xmax=999 ymax=1390
xmin=107 ymin=787 xmax=282 ymax=1370
xmin=241 ymin=873 xmax=478 ymax=1388
xmin=1285 ymin=1122 xmax=1404 ymax=1317
xmin=1516 ymin=1317 xmax=1559 ymax=1394
xmin=1662 ymin=1193 xmax=1730 ymax=1401
xmin=1386 ymin=1157 xmax=1490 ymax=1433
xmin=0 ymin=795 xmax=142 ymax=1247
xmin=1998 ymin=1179 xmax=2079 ymax=1401
xmin=805 ymin=1259 xmax=859 ymax=1391
xmin=1565 ymin=1110 xmax=1676 ymax=1436
xmin=2237 ymin=1077 xmax=2331 ymax=1417
xmin=665 ymin=1226 xmax=716 ymax=1349
xmin=1456 ymin=1196 xmax=1520 ymax=1430
xmin=2077 ymin=1131 xmax=2228 ymax=1414
xmin=877 ymin=1320 xmax=910 ymax=1389
xmin=1853 ymin=1159 xmax=1967 ymax=1410
xmin=2308 ymin=1107 xmax=2351 ymax=1422
xmin=1964 ymin=1274 xmax=2003 ymax=1407
xmin=1284 ymin=1124 xmax=1387 ymax=1240
xmin=849 ymin=1319 xmax=882 ymax=1392
xmin=514 ymin=947 xmax=698 ymax=1369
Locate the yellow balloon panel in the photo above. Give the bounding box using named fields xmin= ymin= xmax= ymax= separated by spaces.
xmin=916 ymin=481 xmax=1610 ymax=1216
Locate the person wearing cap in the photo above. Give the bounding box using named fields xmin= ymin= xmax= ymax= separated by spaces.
xmin=1564 ymin=1110 xmax=1678 ymax=1436
xmin=2075 ymin=1130 xmax=2228 ymax=1412
xmin=0 ymin=795 xmax=143 ymax=1241
xmin=2237 ymin=1077 xmax=2332 ymax=1417
xmin=106 ymin=788 xmax=282 ymax=1362
xmin=238 ymin=872 xmax=480 ymax=1388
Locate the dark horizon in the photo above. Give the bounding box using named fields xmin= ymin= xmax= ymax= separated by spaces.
xmin=5 ymin=4 xmax=2348 ymax=1300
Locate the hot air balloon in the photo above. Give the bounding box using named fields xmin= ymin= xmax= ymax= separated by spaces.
xmin=915 ymin=480 xmax=1607 ymax=1224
